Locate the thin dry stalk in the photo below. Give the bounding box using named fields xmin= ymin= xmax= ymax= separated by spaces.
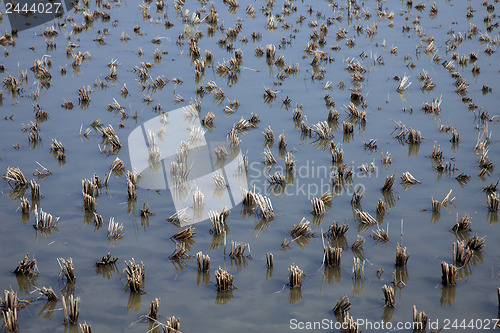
xmin=289 ymin=264 xmax=303 ymax=288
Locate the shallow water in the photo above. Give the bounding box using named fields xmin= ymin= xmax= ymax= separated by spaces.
xmin=0 ymin=0 xmax=499 ymax=332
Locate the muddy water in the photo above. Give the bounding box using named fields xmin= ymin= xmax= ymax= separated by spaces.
xmin=0 ymin=0 xmax=499 ymax=332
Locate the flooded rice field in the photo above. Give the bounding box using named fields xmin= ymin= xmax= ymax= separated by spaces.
xmin=0 ymin=0 xmax=499 ymax=332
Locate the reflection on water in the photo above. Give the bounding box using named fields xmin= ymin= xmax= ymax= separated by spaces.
xmin=197 ymin=272 xmax=210 ymax=286
xmin=215 ymin=290 xmax=233 ymax=306
xmin=352 ymin=279 xmax=364 ymax=299
xmin=289 ymin=287 xmax=302 ymax=305
xmin=37 ymin=300 xmax=58 ymax=320
xmin=440 ymin=286 xmax=456 ymax=308
xmin=96 ymin=263 xmax=119 ymax=280
xmin=15 ymin=274 xmax=37 ymax=295
xmin=322 ymin=266 xmax=341 ymax=285
xmin=382 ymin=306 xmax=395 ymax=323
xmin=127 ymin=292 xmax=142 ymax=312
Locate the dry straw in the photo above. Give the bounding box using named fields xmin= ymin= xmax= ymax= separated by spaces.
xmin=289 ymin=264 xmax=303 ymax=288
xmin=61 ymin=294 xmax=80 ymax=325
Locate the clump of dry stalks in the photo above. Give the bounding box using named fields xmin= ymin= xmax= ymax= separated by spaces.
xmin=333 ymin=295 xmax=351 ymax=317
xmin=229 ymin=241 xmax=251 ymax=259
xmin=324 ymin=221 xmax=349 ymax=238
xmin=382 ymin=284 xmax=396 ymax=307
xmin=96 ymin=253 xmax=118 ymax=266
xmin=289 ymin=264 xmax=303 ymax=288
xmin=209 ymin=208 xmax=229 ymax=234
xmin=35 ymin=286 xmax=58 ymax=301
xmin=352 ymin=258 xmax=364 ymax=280
xmin=412 ymin=305 xmax=428 ymax=331
xmin=431 ymin=189 xmax=455 ymax=213
xmin=107 ymin=217 xmax=124 ymax=241
xmin=147 ymin=298 xmax=160 ymax=321
xmin=124 ymin=259 xmax=145 ymax=293
xmin=171 ymin=226 xmax=195 ymax=242
xmin=487 ymin=192 xmax=499 ymax=212
xmin=382 ymin=174 xmax=396 ymax=192
xmin=215 ymin=267 xmax=235 ymax=291
xmin=266 ymin=253 xmax=273 ymax=268
xmin=58 ymin=257 xmax=76 ymax=283
xmin=323 ymin=245 xmax=342 ymax=267
xmin=400 ymin=171 xmax=420 ymax=185
xmin=351 ymin=235 xmax=365 ymax=251
xmin=453 ymin=240 xmax=473 ymax=267
xmin=441 ymin=262 xmax=457 ymax=286
xmin=311 ymin=192 xmax=332 ymax=215
xmin=450 ymin=213 xmax=472 ymax=233
xmin=3 ymin=167 xmax=28 ymax=187
xmin=196 ymin=251 xmax=210 ymax=272
xmin=395 ymin=243 xmax=409 ymax=266
xmin=255 ymin=193 xmax=274 ymax=220
xmin=354 ymin=209 xmax=377 ymax=225
xmin=79 ymin=322 xmax=92 ymax=333
xmin=371 ymin=223 xmax=390 ymax=242
xmin=290 ymin=218 xmax=314 ymax=238
xmin=13 ymin=254 xmax=39 ymax=276
xmin=62 ymin=294 xmax=80 ymax=325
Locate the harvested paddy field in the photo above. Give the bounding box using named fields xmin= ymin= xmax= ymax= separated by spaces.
xmin=0 ymin=0 xmax=499 ymax=332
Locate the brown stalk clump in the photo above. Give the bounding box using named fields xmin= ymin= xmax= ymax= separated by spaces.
xmin=215 ymin=267 xmax=235 ymax=291
xmin=124 ymin=258 xmax=145 ymax=293
xmin=382 ymin=284 xmax=395 ymax=307
xmin=289 ymin=264 xmax=303 ymax=288
xmin=196 ymin=252 xmax=210 ymax=272
xmin=441 ymin=262 xmax=457 ymax=286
